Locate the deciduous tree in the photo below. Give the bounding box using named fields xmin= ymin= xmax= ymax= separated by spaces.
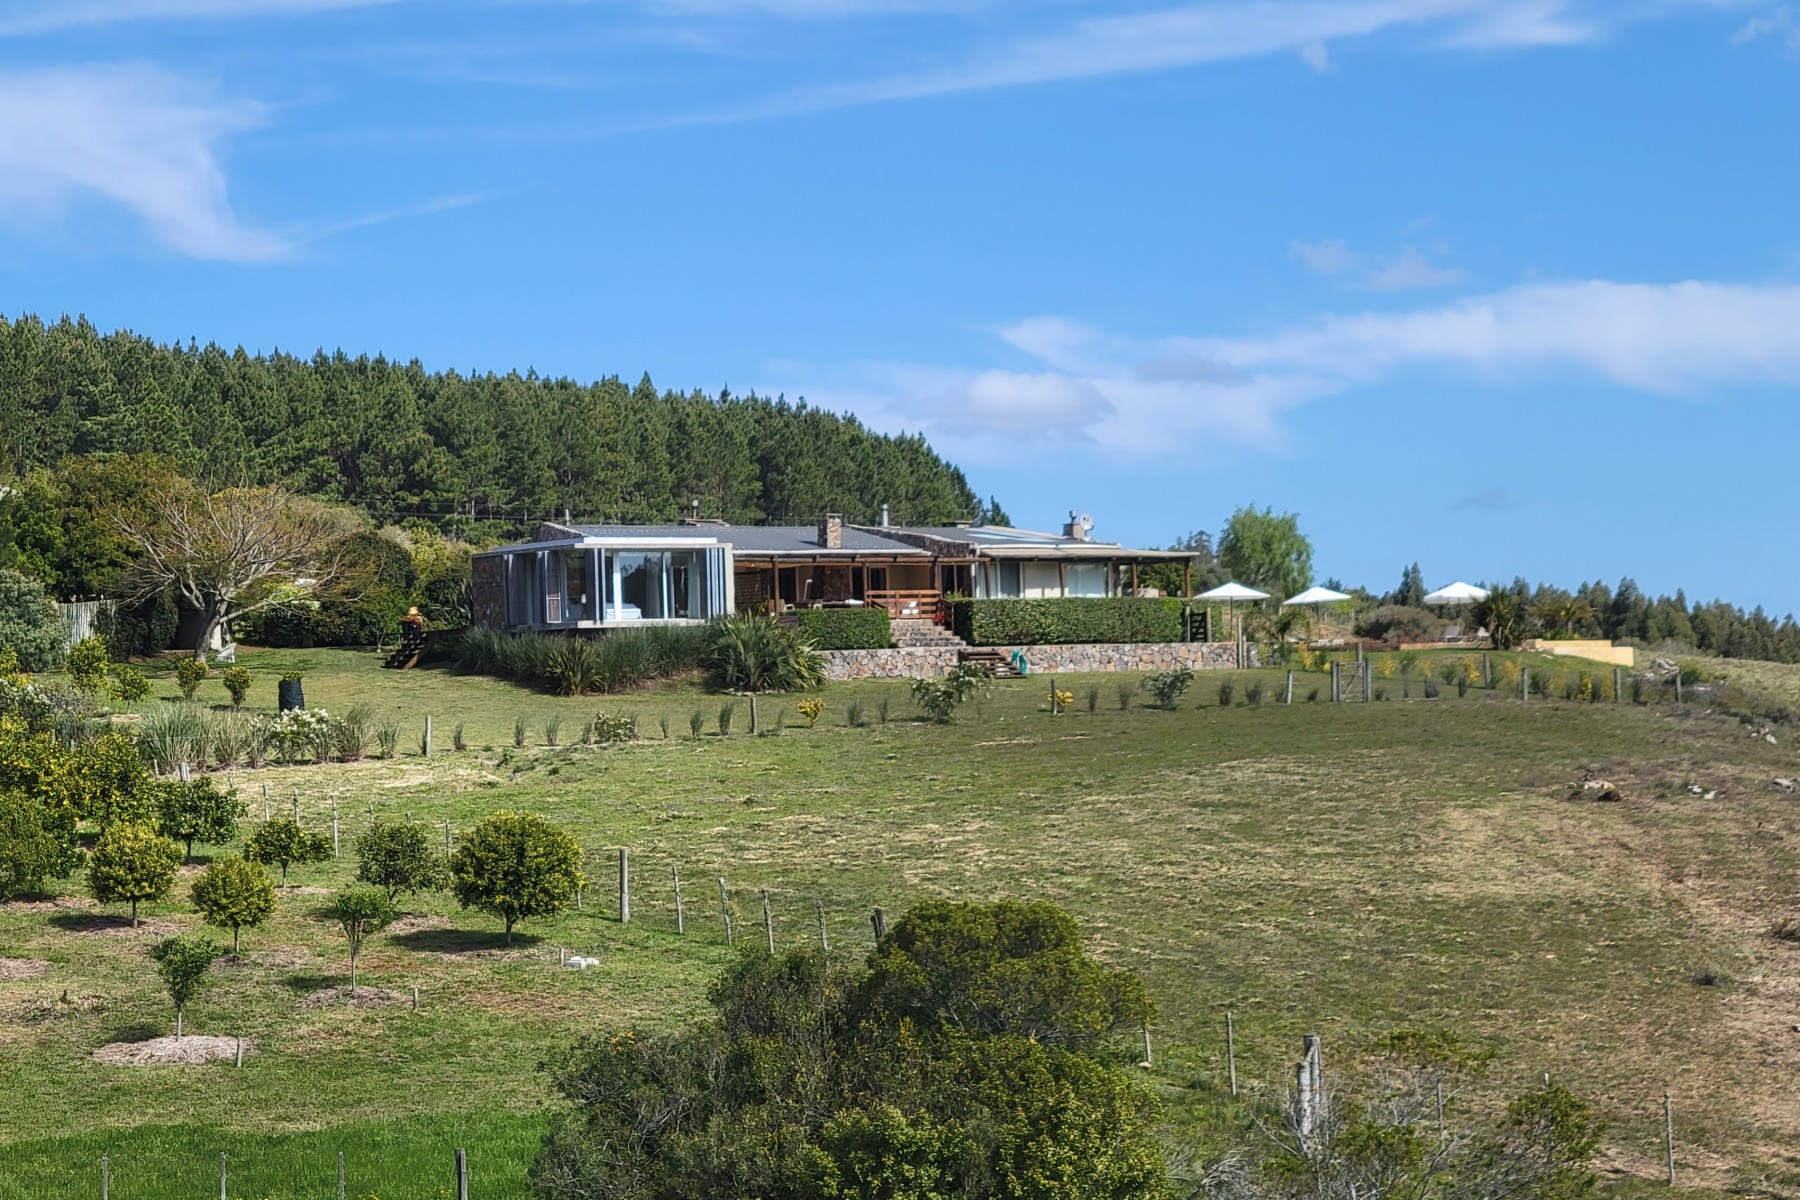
xmin=1217 ymin=507 xmax=1312 ymax=600
xmin=114 ymin=482 xmax=358 ymax=661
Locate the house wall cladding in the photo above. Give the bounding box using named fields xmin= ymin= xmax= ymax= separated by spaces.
xmin=471 ymin=556 xmax=507 ymax=629
xmin=820 ymin=641 xmax=1241 ymax=680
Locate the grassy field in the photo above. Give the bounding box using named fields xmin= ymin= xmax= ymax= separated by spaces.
xmin=3 ymin=646 xmax=1799 ymax=1198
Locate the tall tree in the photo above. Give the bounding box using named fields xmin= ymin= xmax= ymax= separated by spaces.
xmin=1217 ymin=506 xmax=1313 ymax=599
xmin=115 ymin=482 xmax=358 ymax=660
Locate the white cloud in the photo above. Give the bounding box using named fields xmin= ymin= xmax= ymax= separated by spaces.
xmin=0 ymin=64 xmax=286 ymax=261
xmin=808 ymin=279 xmax=1800 ymax=459
xmin=1293 ymin=238 xmax=1467 ymax=290
xmin=1732 ymin=7 xmax=1800 ymax=48
xmin=0 ymin=0 xmax=406 ymax=37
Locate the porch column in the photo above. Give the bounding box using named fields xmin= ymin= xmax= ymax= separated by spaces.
xmin=1130 ymin=562 xmax=1139 ymax=595
xmin=1058 ymin=562 xmax=1068 ymax=598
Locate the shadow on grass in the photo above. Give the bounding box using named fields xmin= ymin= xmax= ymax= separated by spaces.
xmin=100 ymin=1021 xmax=163 ymax=1044
xmin=387 ymin=927 xmax=542 ymax=955
xmin=278 ymin=972 xmax=341 ymax=993
xmin=45 ymin=913 xmax=138 ymax=934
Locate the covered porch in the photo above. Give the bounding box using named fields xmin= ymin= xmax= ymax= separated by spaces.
xmin=733 ymin=557 xmax=974 ymax=620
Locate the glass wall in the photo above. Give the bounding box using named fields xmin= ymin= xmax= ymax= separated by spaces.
xmin=613 ymin=552 xmax=666 ymax=620
xmin=1067 ymin=563 xmax=1108 ymax=597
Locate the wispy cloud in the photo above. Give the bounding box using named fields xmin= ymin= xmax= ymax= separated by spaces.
xmin=1733 ymin=6 xmax=1800 ymax=49
xmin=0 ymin=0 xmax=407 ymax=37
xmin=688 ymin=0 xmax=1666 ymax=121
xmin=0 ymin=64 xmax=286 ymax=261
xmin=1453 ymin=487 xmax=1514 ymax=511
xmin=1293 ymin=238 xmax=1467 ymax=291
xmin=298 ymin=192 xmax=491 ymax=243
xmin=811 ymin=279 xmax=1800 ymax=459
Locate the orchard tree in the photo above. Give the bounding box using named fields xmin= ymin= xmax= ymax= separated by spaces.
xmin=190 ymin=855 xmax=276 ymax=953
xmin=152 ymin=934 xmax=220 ymax=1039
xmin=154 ymin=777 xmax=246 ymax=861
xmin=0 ymin=791 xmax=82 ymax=899
xmin=245 ymin=817 xmax=332 ymax=885
xmin=88 ymin=821 xmax=181 ymax=927
xmin=1217 ymin=506 xmax=1313 ymax=600
xmin=114 ymin=482 xmax=358 ymax=661
xmin=354 ymin=819 xmax=446 ymax=902
xmin=329 ymin=882 xmax=396 ymax=994
xmin=449 ymin=811 xmax=584 ymax=945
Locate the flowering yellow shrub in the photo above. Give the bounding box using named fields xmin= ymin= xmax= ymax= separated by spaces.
xmin=795 ymin=698 xmax=824 ymax=727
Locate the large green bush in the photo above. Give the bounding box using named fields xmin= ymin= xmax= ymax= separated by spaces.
xmin=454 ymin=627 xmax=704 ymax=693
xmin=950 ymin=597 xmax=1186 ymax=646
xmin=0 ymin=569 xmax=65 ymax=672
xmin=238 ymin=531 xmax=418 ymax=648
xmin=792 ymin=606 xmax=891 ymax=650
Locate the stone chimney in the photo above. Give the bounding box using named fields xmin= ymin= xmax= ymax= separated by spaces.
xmin=1062 ymin=510 xmax=1090 ymax=541
xmin=818 ymin=513 xmax=844 ymax=549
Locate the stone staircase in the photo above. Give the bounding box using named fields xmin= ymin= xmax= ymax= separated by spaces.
xmin=890 ymin=618 xmax=965 ymax=650
xmin=956 ymin=648 xmax=1021 ymax=678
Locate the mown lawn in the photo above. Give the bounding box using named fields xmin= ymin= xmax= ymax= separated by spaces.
xmin=3 ymin=647 xmax=1798 ymax=1198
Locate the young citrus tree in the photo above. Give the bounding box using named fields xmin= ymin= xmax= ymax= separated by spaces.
xmin=190 ymin=855 xmax=276 ymax=953
xmin=328 ymin=883 xmax=396 ymax=994
xmin=153 ymin=777 xmax=246 ymax=862
xmin=88 ymin=821 xmax=181 ymax=927
xmin=354 ymin=819 xmax=447 ymax=902
xmin=152 ymin=934 xmax=220 ymax=1039
xmin=448 ymin=811 xmax=583 ymax=945
xmin=245 ymin=817 xmax=332 ymax=885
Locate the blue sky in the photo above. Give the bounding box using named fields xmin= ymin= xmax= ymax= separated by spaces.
xmin=3 ymin=0 xmax=1799 ymax=609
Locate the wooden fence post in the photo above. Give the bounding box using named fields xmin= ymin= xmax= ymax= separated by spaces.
xmin=235 ymin=1036 xmax=243 ymax=1068
xmin=219 ymin=1153 xmax=227 ymax=1200
xmin=1436 ymin=1079 xmax=1445 ymax=1141
xmin=1141 ymin=1021 xmax=1153 ymax=1066
xmin=411 ymin=985 xmax=419 ymax=1011
xmin=1285 ymin=671 xmax=1294 ymax=705
xmin=816 ymin=900 xmax=829 ymax=951
xmin=673 ymin=866 xmax=685 ymax=934
xmin=101 ymin=1154 xmax=108 ymax=1200
xmin=338 ymin=1150 xmax=346 ymax=1200
xmin=261 ymin=783 xmax=270 ymax=820
xmin=1521 ymin=668 xmax=1529 ymax=702
xmin=423 ymin=715 xmax=432 ymax=757
xmin=762 ymin=888 xmax=775 ymax=953
xmin=1613 ymin=668 xmax=1623 ymax=703
xmin=718 ymin=878 xmax=733 ymax=945
xmin=1482 ymin=653 xmax=1492 ymax=690
xmin=1361 ymin=660 xmax=1371 ymax=702
xmin=331 ymin=797 xmax=339 ymax=857
xmin=1664 ymin=1092 xmax=1676 ymax=1186
xmin=618 ymin=848 xmax=630 ymax=924
xmin=1226 ymin=1011 xmax=1238 ymax=1097
xmin=1675 ymin=673 xmax=1683 ymax=703
xmin=1330 ymin=661 xmax=1341 ymax=703
xmin=455 ymin=1147 xmax=469 ymax=1200
xmin=871 ymin=906 xmax=887 ymax=941
xmin=444 ymin=819 xmax=451 ymax=858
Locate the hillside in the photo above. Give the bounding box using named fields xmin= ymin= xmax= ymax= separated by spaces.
xmin=3 ymin=651 xmax=1798 ymax=1198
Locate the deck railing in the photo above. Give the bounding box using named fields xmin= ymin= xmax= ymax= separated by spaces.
xmin=866 ymin=590 xmax=942 ymax=619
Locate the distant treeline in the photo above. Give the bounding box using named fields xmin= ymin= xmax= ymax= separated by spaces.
xmin=1375 ymin=564 xmax=1800 ymax=664
xmin=0 ymin=314 xmax=981 ymax=534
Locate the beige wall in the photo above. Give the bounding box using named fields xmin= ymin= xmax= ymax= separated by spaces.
xmin=1525 ymin=639 xmax=1636 ymax=668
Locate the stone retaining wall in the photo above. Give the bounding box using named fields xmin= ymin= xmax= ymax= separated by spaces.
xmin=821 ymin=641 xmax=1241 ymax=681
xmin=821 ymin=647 xmax=960 ymax=680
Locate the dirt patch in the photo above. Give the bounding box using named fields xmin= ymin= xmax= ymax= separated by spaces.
xmin=10 ymin=992 xmax=106 ymax=1023
xmin=91 ymin=1035 xmax=252 ymax=1066
xmin=298 ymin=985 xmax=405 ymax=1009
xmin=2 ymin=896 xmax=97 ymax=914
xmin=385 ymin=914 xmax=450 ymax=937
xmin=280 ymin=885 xmax=332 ymax=896
xmin=51 ymin=914 xmax=184 ymax=937
xmin=0 ymin=958 xmax=50 ymax=981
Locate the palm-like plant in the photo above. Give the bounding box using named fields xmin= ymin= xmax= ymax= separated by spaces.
xmin=1244 ymin=607 xmax=1309 ymax=664
xmin=702 ymin=615 xmax=826 ymax=694
xmin=1471 ymin=590 xmax=1532 ymax=650
xmin=1533 ymin=598 xmax=1595 ymax=637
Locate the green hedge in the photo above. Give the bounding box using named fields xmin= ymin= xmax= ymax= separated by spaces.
xmin=792 ymin=606 xmax=892 ymax=650
xmin=950 ymin=598 xmax=1188 ymax=646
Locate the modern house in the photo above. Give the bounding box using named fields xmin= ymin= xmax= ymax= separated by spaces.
xmin=469 ymin=514 xmax=1189 ymax=632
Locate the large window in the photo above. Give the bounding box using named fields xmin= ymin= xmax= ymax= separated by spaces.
xmin=1067 ymin=563 xmax=1108 ymax=597
xmin=670 ymin=550 xmax=707 ymax=619
xmin=615 ymin=552 xmax=667 ymax=620
xmin=997 ymin=561 xmax=1023 ymax=598
xmin=560 ymin=550 xmax=593 ymax=622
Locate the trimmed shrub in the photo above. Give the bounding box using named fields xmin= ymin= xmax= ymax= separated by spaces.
xmin=1356 ymin=605 xmax=1447 ymax=644
xmin=0 ymin=570 xmax=64 ymax=672
xmin=792 ymin=606 xmax=892 ymax=650
xmin=950 ymin=598 xmax=1186 ymax=647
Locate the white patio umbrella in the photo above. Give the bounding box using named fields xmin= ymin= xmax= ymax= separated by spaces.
xmin=1422 ymin=581 xmax=1490 ymax=606
xmin=1197 ymin=581 xmax=1270 ymax=649
xmin=1281 ymin=585 xmax=1352 ymax=607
